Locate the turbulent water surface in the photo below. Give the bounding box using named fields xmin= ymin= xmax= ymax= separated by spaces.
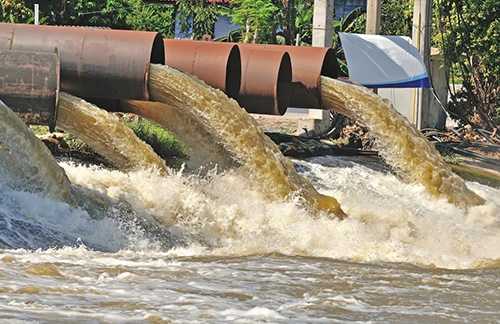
xmin=147 ymin=64 xmax=343 ymax=216
xmin=1 ymin=156 xmax=500 ymax=322
xmin=1 ymin=69 xmax=500 ymax=322
xmin=320 ymin=77 xmax=484 ymax=207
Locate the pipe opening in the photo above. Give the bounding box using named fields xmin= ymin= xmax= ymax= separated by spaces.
xmin=276 ymin=52 xmax=292 ymax=115
xmin=320 ymin=48 xmax=338 ymax=79
xmin=225 ymin=46 xmax=241 ymax=100
xmin=150 ymin=34 xmax=165 ymax=64
xmin=0 ymin=49 xmax=59 ymax=129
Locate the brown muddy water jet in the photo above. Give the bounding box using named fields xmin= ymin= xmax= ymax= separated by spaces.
xmin=57 ymin=92 xmax=168 ymax=173
xmin=121 ymin=100 xmax=235 ymax=171
xmin=0 ymin=100 xmax=74 ymax=204
xmin=147 ymin=64 xmax=344 ymax=217
xmin=320 ymin=76 xmax=484 ymax=207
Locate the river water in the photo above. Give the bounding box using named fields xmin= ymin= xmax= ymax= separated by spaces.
xmin=1 ymin=65 xmax=499 ymax=322
xmin=1 ymin=155 xmax=499 ymax=323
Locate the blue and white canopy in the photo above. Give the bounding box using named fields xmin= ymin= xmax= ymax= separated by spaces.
xmin=339 ymin=33 xmax=430 ymax=88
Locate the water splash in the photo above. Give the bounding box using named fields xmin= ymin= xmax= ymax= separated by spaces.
xmin=62 ymin=157 xmax=500 ymax=269
xmin=320 ymin=77 xmax=484 ymax=208
xmin=0 ymin=100 xmax=74 ymax=204
xmin=147 ymin=64 xmax=344 ymax=217
xmin=57 ymin=92 xmax=168 ymax=173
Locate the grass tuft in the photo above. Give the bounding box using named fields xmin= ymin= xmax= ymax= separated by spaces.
xmin=123 ymin=119 xmax=187 ymax=164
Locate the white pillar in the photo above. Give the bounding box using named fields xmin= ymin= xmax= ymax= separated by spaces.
xmin=365 ymin=0 xmax=381 ymax=35
xmin=312 ymin=0 xmax=334 ymax=48
xmin=412 ymin=0 xmax=433 ymax=129
xmin=300 ymin=0 xmax=334 ymax=136
xmin=34 ymin=4 xmax=39 ymax=25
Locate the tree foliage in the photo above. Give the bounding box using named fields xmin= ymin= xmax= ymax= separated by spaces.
xmin=293 ymin=0 xmax=314 ymax=45
xmin=332 ymin=7 xmax=366 ymax=76
xmin=220 ymin=0 xmax=312 ymax=45
xmin=380 ymin=0 xmax=413 ymax=36
xmin=0 ymin=1 xmax=175 ymax=38
xmin=1 ymin=0 xmax=34 ymax=23
xmin=435 ymin=0 xmax=500 ymax=130
xmin=177 ymin=0 xmax=220 ymax=40
xmin=127 ymin=2 xmax=175 ymax=38
xmin=229 ymin=0 xmax=278 ymax=44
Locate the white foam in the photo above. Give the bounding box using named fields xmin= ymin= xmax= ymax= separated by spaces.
xmin=2 ymin=154 xmax=499 ymax=270
xmin=221 ymin=306 xmax=286 ymax=320
xmin=56 ymin=157 xmax=500 ymax=269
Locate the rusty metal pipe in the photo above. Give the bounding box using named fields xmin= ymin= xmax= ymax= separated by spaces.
xmin=237 ymin=44 xmax=338 ymax=108
xmin=0 ymin=49 xmax=59 ymax=130
xmin=164 ymin=39 xmax=241 ymax=100
xmin=0 ymin=23 xmax=164 ymax=101
xmin=238 ymin=47 xmax=292 ymax=115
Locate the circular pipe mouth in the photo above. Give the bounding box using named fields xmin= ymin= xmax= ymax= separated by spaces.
xmin=276 ymin=52 xmax=292 ymax=115
xmin=164 ymin=39 xmax=240 ymax=99
xmin=0 ymin=49 xmax=59 ymax=129
xmin=320 ymin=48 xmax=338 ymax=79
xmin=236 ymin=44 xmax=338 ymax=109
xmin=150 ymin=34 xmax=165 ymax=64
xmin=144 ymin=33 xmax=165 ymax=100
xmin=225 ymin=46 xmax=241 ymax=100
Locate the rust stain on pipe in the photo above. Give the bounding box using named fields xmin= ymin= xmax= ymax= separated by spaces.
xmin=0 ymin=23 xmax=164 ymax=101
xmin=164 ymin=39 xmax=241 ymax=100
xmin=238 ymin=44 xmax=338 ymax=108
xmin=238 ymin=47 xmax=292 ymax=115
xmin=0 ymin=49 xmax=59 ymax=130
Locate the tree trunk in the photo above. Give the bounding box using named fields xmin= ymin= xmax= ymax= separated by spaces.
xmin=59 ymin=0 xmax=66 ymax=24
xmin=283 ymin=0 xmax=296 ymax=45
xmin=252 ymin=27 xmax=259 ymax=44
xmin=271 ymin=23 xmax=277 ymax=44
xmin=243 ymin=17 xmax=251 ymax=43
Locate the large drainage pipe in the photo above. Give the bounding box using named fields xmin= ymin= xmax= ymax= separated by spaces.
xmin=238 ymin=47 xmax=292 ymax=115
xmin=0 ymin=23 xmax=164 ymax=102
xmin=237 ymin=44 xmax=337 ymax=109
xmin=164 ymin=39 xmax=241 ymax=100
xmin=0 ymin=49 xmax=59 ymax=130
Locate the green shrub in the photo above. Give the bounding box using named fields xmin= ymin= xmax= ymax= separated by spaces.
xmin=123 ymin=119 xmax=187 ymax=163
xmin=438 ymin=147 xmax=463 ymax=165
xmin=63 ymin=133 xmax=95 ymax=153
xmin=29 ymin=125 xmax=50 ymax=135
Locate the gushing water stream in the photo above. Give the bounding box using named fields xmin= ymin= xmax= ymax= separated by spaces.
xmin=147 ymin=64 xmax=344 ymax=217
xmin=121 ymin=100 xmax=235 ymax=171
xmin=0 ymin=100 xmax=74 ymax=204
xmin=1 ymin=73 xmax=500 ymax=321
xmin=57 ymin=92 xmax=168 ymax=173
xmin=320 ymin=76 xmax=484 ymax=207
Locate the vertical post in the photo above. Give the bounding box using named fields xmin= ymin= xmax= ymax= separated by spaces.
xmin=312 ymin=0 xmax=334 ymax=48
xmin=412 ymin=0 xmax=433 ymax=129
xmin=365 ymin=0 xmax=381 ymax=94
xmin=34 ymin=4 xmax=39 ymax=25
xmin=365 ymin=0 xmax=381 ymax=35
xmin=301 ymin=0 xmax=335 ymax=136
